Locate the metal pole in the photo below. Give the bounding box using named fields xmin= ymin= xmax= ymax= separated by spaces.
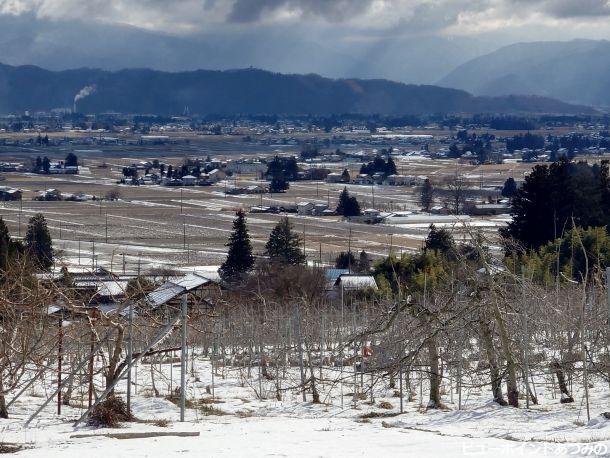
xmin=26 ymin=329 xmax=116 ymax=426
xmin=180 ymin=295 xmax=188 ymax=422
xmin=521 ymin=270 xmax=532 ymax=409
xmin=88 ymin=324 xmax=94 ymax=408
xmin=126 ymin=301 xmax=134 ymax=412
xmin=57 ymin=316 xmax=63 ymax=415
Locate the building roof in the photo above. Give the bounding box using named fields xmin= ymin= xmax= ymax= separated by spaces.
xmin=145 ymin=272 xmax=216 ymax=308
xmin=324 ymin=268 xmax=350 ymax=286
xmin=336 ymin=274 xmax=378 ymax=290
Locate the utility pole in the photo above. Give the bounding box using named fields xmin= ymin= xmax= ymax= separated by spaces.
xmin=180 ymin=295 xmax=188 ymax=422
xmin=180 ymin=188 xmax=183 ymax=214
xmin=105 ymin=212 xmax=108 ymax=244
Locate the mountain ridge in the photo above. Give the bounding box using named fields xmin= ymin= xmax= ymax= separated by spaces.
xmin=438 ymin=39 xmax=610 ymax=107
xmin=0 ymin=63 xmax=595 ymax=116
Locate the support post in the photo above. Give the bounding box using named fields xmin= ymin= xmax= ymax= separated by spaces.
xmin=126 ymin=302 xmax=134 ymax=412
xmin=180 ymin=295 xmax=188 ymax=422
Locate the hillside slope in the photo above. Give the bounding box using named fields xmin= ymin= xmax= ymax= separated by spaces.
xmin=438 ymin=39 xmax=610 ymax=107
xmin=0 ymin=64 xmax=594 ymax=115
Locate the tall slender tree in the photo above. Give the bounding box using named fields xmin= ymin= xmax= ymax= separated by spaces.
xmin=24 ymin=214 xmax=53 ymax=270
xmin=265 ymin=217 xmax=306 ymax=265
xmin=420 ymin=178 xmax=434 ymax=212
xmin=219 ymin=210 xmax=254 ymax=282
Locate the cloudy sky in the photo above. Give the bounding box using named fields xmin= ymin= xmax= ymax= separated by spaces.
xmin=0 ymin=0 xmax=609 ymax=82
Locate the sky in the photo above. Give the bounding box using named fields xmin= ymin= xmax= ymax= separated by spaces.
xmin=1 ymin=0 xmax=609 ymax=82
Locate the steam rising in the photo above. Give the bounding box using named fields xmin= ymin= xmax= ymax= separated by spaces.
xmin=74 ymin=85 xmax=96 ymax=102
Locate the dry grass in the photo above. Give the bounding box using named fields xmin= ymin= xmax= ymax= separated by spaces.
xmin=360 ymin=411 xmax=400 ymax=419
xmin=165 ymin=395 xmax=196 ymax=409
xmin=378 ymin=401 xmax=394 ymax=410
xmin=200 ymin=405 xmax=228 ymax=416
xmin=198 ymin=397 xmax=225 ymax=405
xmin=0 ymin=443 xmax=24 ymax=454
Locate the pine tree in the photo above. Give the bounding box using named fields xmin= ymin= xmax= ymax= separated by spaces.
xmin=42 ymin=156 xmax=51 ymax=174
xmin=336 ymin=187 xmax=361 ymax=217
xmin=25 ymin=213 xmax=53 ymax=270
xmin=270 ymin=175 xmax=289 ymax=193
xmin=65 ymin=152 xmax=78 ymax=168
xmin=420 ymin=178 xmax=434 ymax=212
xmin=335 ymin=251 xmax=356 ymax=270
xmin=385 ymin=157 xmax=397 ymax=176
xmin=501 ymin=177 xmax=518 ymax=198
xmin=425 ymin=224 xmax=454 ymax=253
xmin=341 ymin=168 xmax=351 ymax=183
xmin=219 ymin=210 xmax=254 ymax=282
xmin=358 ymin=250 xmax=371 ymax=272
xmin=265 ymin=217 xmax=306 ymax=265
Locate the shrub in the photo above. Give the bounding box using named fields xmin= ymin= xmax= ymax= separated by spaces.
xmin=87 ymin=395 xmax=134 ymax=428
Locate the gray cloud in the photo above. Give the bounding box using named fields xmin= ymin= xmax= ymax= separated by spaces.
xmin=227 ymin=0 xmax=373 ymax=23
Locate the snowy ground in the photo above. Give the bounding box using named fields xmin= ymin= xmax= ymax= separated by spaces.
xmin=3 ymin=353 xmax=610 ymax=457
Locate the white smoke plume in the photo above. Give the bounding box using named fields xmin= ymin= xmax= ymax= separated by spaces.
xmin=74 ymin=84 xmax=96 ymax=103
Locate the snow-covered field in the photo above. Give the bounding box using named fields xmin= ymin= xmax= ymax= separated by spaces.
xmin=3 ymin=354 xmax=610 ymax=457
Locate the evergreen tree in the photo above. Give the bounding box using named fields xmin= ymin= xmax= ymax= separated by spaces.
xmin=219 ymin=210 xmax=254 ymax=282
xmin=336 ymin=187 xmax=361 ymax=217
xmin=358 ymin=250 xmax=371 ymax=272
xmin=341 ymin=168 xmax=351 ymax=183
xmin=335 ymin=251 xmax=356 ymax=270
xmin=501 ymin=177 xmax=518 ymax=198
xmin=24 ymin=214 xmax=53 ymax=270
xmin=425 ymin=224 xmax=454 ymax=253
xmin=65 ymin=152 xmax=78 ymax=167
xmin=42 ymin=156 xmax=51 ymax=174
xmin=0 ymin=218 xmax=10 ymax=271
xmin=385 ymin=157 xmax=397 ymax=176
xmin=502 ymin=158 xmax=610 ymax=250
xmin=270 ymin=175 xmax=289 ymax=193
xmin=265 ymin=217 xmax=306 ymax=265
xmin=420 ymin=178 xmax=434 ymax=211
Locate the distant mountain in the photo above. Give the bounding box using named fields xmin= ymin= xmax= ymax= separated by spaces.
xmin=0 ymin=63 xmax=593 ymax=116
xmin=0 ymin=14 xmax=495 ymax=85
xmin=438 ymin=40 xmax=610 ymax=107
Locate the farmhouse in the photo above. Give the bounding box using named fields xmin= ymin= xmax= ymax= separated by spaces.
xmin=0 ymin=186 xmax=22 ymax=201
